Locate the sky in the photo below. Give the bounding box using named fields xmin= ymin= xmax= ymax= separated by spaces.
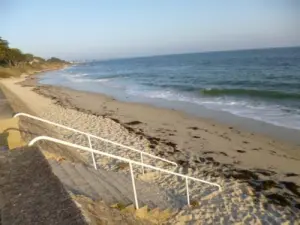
xmin=1 ymin=0 xmax=299 ymax=60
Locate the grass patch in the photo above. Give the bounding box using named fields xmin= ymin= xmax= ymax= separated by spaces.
xmin=0 ymin=67 xmax=22 ymax=78
xmin=0 ymin=62 xmax=68 ymax=78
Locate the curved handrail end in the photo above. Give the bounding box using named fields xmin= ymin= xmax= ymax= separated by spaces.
xmin=29 ymin=135 xmax=222 ymax=191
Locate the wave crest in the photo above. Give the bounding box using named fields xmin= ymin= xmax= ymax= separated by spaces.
xmin=201 ymin=88 xmax=300 ymax=100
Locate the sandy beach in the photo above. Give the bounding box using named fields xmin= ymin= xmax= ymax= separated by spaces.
xmin=17 ymin=76 xmax=300 ymax=174
xmin=1 ymin=75 xmax=300 ymax=223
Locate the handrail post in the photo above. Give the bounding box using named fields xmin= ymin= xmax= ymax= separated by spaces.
xmin=186 ymin=178 xmax=190 ymax=206
xmin=28 ymin=135 xmax=223 ymax=208
xmin=14 ymin=112 xmax=178 ymax=168
xmin=140 ymin=153 xmax=145 ymax=174
xmin=87 ymin=135 xmax=97 ymax=170
xmin=129 ymin=162 xmax=139 ymax=209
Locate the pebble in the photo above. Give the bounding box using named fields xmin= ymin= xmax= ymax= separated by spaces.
xmin=40 ymin=106 xmax=300 ymax=224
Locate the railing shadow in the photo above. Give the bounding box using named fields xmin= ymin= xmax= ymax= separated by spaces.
xmin=17 ymin=117 xmax=88 ymax=165
xmin=0 ymin=131 xmax=9 ymax=151
xmin=0 ymin=127 xmax=39 ymax=151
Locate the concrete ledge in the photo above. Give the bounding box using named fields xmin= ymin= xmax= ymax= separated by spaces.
xmin=0 ymin=146 xmax=86 ymax=225
xmin=0 ymin=88 xmax=14 ymax=120
xmin=0 ymin=118 xmax=25 ymax=149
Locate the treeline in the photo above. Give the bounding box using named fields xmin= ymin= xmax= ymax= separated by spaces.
xmin=0 ymin=37 xmax=67 ymax=67
xmin=0 ymin=37 xmax=69 ymax=78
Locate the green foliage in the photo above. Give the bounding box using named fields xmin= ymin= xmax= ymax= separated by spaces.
xmin=0 ymin=37 xmax=27 ymax=66
xmin=7 ymin=48 xmax=26 ymax=66
xmin=47 ymin=57 xmax=66 ymax=63
xmin=0 ymin=37 xmax=9 ymax=65
xmin=0 ymin=36 xmax=68 ymax=78
xmin=0 ymin=36 xmax=68 ymax=77
xmin=24 ymin=53 xmax=34 ymax=62
xmin=33 ymin=56 xmax=46 ymax=62
xmin=0 ymin=37 xmax=9 ymax=47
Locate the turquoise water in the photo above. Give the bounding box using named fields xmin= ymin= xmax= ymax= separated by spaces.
xmin=40 ymin=47 xmax=300 ymax=130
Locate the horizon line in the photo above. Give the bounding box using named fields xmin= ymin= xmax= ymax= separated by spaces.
xmin=72 ymin=45 xmax=300 ymax=62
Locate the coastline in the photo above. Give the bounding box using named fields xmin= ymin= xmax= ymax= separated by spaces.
xmin=38 ymin=66 xmax=300 ymax=147
xmin=1 ymin=72 xmax=300 ymax=217
xmin=6 ymin=74 xmax=300 ymax=174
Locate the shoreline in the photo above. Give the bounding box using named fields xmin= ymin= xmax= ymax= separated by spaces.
xmin=19 ymin=75 xmax=300 ymax=165
xmin=37 ymin=73 xmax=300 ymax=151
xmin=38 ymin=68 xmax=300 ymax=147
xmin=1 ymin=74 xmax=300 ymax=213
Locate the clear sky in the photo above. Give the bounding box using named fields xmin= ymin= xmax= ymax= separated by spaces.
xmin=1 ymin=0 xmax=299 ymax=60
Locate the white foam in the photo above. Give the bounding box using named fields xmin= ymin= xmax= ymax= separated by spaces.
xmin=125 ymin=87 xmax=300 ymax=130
xmin=40 ymin=69 xmax=300 ymax=131
xmin=71 ymin=73 xmax=88 ymax=78
xmin=66 ymin=76 xmax=112 ymax=83
xmin=95 ymin=78 xmax=111 ymax=83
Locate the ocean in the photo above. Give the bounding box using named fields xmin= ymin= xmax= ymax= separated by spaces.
xmin=40 ymin=47 xmax=300 ymax=131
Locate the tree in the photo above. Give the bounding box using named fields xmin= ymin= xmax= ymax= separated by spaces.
xmin=0 ymin=36 xmax=67 ymax=68
xmin=6 ymin=48 xmax=26 ymax=67
xmin=24 ymin=53 xmax=34 ymax=62
xmin=0 ymin=37 xmax=8 ymax=45
xmin=47 ymin=57 xmax=65 ymax=63
xmin=0 ymin=38 xmax=35 ymax=67
xmin=0 ymin=38 xmax=25 ymax=67
xmin=0 ymin=37 xmax=9 ymax=65
xmin=33 ymin=56 xmax=45 ymax=62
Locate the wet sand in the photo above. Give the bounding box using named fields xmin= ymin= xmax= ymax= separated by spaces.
xmin=1 ymin=75 xmax=300 ymax=222
xmin=20 ymin=76 xmax=300 ymax=173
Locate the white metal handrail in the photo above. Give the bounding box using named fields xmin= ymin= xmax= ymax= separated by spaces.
xmin=14 ymin=112 xmax=178 ymax=172
xmin=28 ymin=135 xmax=222 ymax=209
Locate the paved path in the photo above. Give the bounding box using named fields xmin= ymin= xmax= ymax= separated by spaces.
xmin=0 ymin=88 xmax=14 ymax=119
xmin=0 ymin=147 xmax=86 ymax=225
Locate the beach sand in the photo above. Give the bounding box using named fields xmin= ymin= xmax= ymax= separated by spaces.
xmin=17 ymin=76 xmax=300 ymax=174
xmin=1 ymin=75 xmax=299 ymax=223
